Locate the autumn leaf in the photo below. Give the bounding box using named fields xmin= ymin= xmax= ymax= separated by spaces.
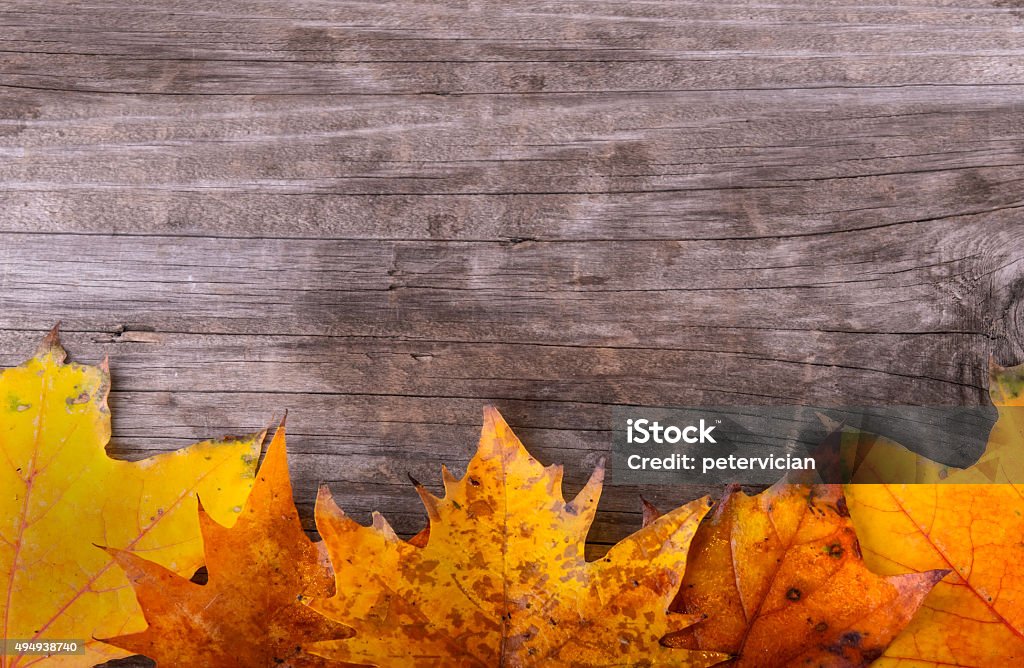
xmin=100 ymin=421 xmax=352 ymax=667
xmin=844 ymin=360 xmax=1024 ymax=666
xmin=0 ymin=328 xmax=261 ymax=668
xmin=661 ymin=482 xmax=945 ymax=667
xmin=306 ymin=406 xmax=729 ymax=667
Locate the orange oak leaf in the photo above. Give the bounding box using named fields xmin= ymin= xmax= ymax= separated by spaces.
xmin=844 ymin=360 xmax=1024 ymax=666
xmin=100 ymin=422 xmax=352 ymax=667
xmin=662 ymin=482 xmax=946 ymax=667
xmin=0 ymin=329 xmax=261 ymax=668
xmin=306 ymin=406 xmax=729 ymax=667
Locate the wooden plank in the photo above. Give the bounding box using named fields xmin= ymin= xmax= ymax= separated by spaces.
xmin=0 ymin=228 xmax=1018 ymax=366
xmin=2 ymin=1 xmax=1023 ymax=95
xmin=2 ymin=90 xmax=1022 ymax=239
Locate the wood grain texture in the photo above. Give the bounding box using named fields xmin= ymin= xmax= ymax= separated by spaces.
xmin=1 ymin=1 xmax=1023 ymax=664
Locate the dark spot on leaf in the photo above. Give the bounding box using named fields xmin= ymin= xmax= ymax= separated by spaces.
xmin=827 ymin=543 xmax=844 ymax=558
xmin=786 ymin=587 xmax=802 ymax=601
xmin=66 ymin=392 xmax=90 ymax=406
xmin=863 ymin=648 xmax=884 ymax=662
xmin=814 ymin=621 xmax=828 ymax=633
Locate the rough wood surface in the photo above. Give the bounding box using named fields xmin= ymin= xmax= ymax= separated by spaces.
xmin=1 ymin=1 xmax=1023 ymax=664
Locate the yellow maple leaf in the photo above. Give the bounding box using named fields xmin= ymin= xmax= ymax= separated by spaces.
xmin=844 ymin=361 xmax=1024 ymax=666
xmin=0 ymin=329 xmax=261 ymax=667
xmin=306 ymin=406 xmax=728 ymax=667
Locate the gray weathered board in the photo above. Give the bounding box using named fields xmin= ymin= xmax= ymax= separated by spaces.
xmin=1 ymin=1 xmax=1023 ymax=664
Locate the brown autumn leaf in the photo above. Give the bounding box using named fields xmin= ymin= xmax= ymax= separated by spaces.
xmin=100 ymin=422 xmax=351 ymax=667
xmin=661 ymin=482 xmax=945 ymax=667
xmin=305 ymin=406 xmax=729 ymax=667
xmin=844 ymin=359 xmax=1024 ymax=666
xmin=0 ymin=328 xmax=260 ymax=668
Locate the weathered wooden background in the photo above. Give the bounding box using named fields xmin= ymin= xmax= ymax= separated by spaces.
xmin=0 ymin=1 xmax=1022 ymax=663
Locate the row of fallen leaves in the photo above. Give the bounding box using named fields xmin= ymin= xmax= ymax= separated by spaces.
xmin=0 ymin=330 xmax=1022 ymax=667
